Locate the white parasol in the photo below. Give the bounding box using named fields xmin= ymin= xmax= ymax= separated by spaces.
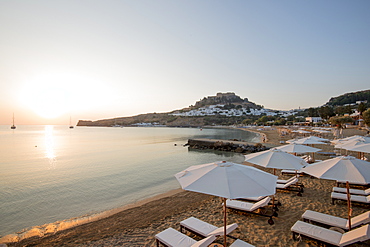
xmin=175 ymin=161 xmax=277 ymax=246
xmin=302 ymin=156 xmax=370 ymax=230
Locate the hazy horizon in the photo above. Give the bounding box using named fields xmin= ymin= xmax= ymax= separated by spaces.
xmin=1 ymin=1 xmax=369 ymax=125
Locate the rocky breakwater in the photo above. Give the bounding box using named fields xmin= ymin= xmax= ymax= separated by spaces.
xmin=186 ymin=139 xmax=268 ymax=153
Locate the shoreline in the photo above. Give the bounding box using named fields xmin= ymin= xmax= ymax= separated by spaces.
xmin=4 ymin=126 xmax=369 ymax=246
xmin=0 ymin=189 xmax=185 ymax=244
xmin=1 ymin=126 xmax=260 ymax=245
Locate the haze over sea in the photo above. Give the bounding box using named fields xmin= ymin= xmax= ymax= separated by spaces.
xmin=0 ymin=125 xmax=259 ymax=237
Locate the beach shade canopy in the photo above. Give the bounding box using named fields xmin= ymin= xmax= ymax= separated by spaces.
xmin=302 ymin=156 xmax=370 ymax=230
xmin=335 ymin=139 xmax=370 ymax=150
xmin=346 ymin=143 xmax=370 ymax=154
xmin=275 ymin=143 xmax=321 ymax=154
xmin=331 ymin=135 xmax=370 ymax=146
xmin=175 ymin=161 xmax=277 ymax=246
xmin=287 ymin=136 xmax=328 ymax=145
xmin=244 ymin=148 xmax=308 ymax=171
xmin=175 ymin=161 xmax=277 ymax=199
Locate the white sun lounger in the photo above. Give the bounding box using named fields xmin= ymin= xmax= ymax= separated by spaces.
xmin=155 ymin=227 xmax=216 ymax=247
xmin=226 ymin=197 xmax=271 ymax=212
xmin=281 ymin=169 xmax=304 ymax=176
xmin=333 ymin=187 xmax=370 ymax=196
xmin=229 ymin=239 xmax=255 ymax=247
xmin=291 ymin=220 xmax=370 ymax=246
xmin=180 ymin=217 xmax=238 ymax=237
xmin=241 ymin=195 xmax=267 ymax=201
xmin=302 ymin=210 xmax=370 ymax=230
xmin=226 ymin=197 xmax=277 ymax=225
xmin=277 ymin=176 xmax=296 ymax=184
xmin=331 ymin=192 xmax=370 ymax=205
xmin=276 ymin=177 xmax=304 ymax=196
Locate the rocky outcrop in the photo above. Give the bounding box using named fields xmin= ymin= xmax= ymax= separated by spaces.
xmin=186 ymin=139 xmax=268 ymax=153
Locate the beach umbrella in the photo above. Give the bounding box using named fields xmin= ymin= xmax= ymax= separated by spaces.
xmin=175 ymin=161 xmax=277 ymax=246
xmin=302 ymin=156 xmax=370 ymax=230
xmin=344 ymin=142 xmax=370 ymax=160
xmin=244 ymin=148 xmax=308 ymax=172
xmin=287 ymin=136 xmax=328 ymax=145
xmin=334 ymin=138 xmax=370 ymax=158
xmin=331 ymin=135 xmax=370 ymax=145
xmin=275 ymin=143 xmax=321 ymax=155
xmin=346 ymin=143 xmax=370 ymax=154
xmin=244 ymin=148 xmax=308 ymax=200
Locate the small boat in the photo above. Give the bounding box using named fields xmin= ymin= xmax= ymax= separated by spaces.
xmin=11 ymin=113 xmax=16 ymax=129
xmin=69 ymin=117 xmax=74 ymax=129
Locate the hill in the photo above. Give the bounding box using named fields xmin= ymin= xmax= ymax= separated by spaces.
xmin=192 ymin=92 xmax=262 ymax=109
xmin=326 ymin=89 xmax=370 ymax=106
xmin=77 ymin=92 xmax=263 ymax=127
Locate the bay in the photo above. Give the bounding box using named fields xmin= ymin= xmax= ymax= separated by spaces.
xmin=0 ymin=125 xmax=259 ymax=237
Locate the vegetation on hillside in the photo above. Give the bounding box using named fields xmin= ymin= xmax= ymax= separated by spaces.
xmin=326 ymin=89 xmax=370 ymax=106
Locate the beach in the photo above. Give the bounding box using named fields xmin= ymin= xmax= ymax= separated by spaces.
xmin=5 ymin=127 xmax=370 ymax=247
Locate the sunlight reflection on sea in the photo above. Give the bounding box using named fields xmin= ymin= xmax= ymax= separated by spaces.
xmin=0 ymin=125 xmax=258 ymax=237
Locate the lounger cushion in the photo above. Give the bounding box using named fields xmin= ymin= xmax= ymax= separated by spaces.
xmin=302 ymin=210 xmax=370 ymax=230
xmin=291 ymin=221 xmax=342 ymax=246
xmin=276 ymin=178 xmax=298 ymax=189
xmin=242 ymin=196 xmax=266 ymax=201
xmin=226 ymin=197 xmax=270 ymax=212
xmin=277 ymin=176 xmax=296 ymax=184
xmin=229 ymin=239 xmax=255 ymax=247
xmin=331 ymin=192 xmax=370 ymax=203
xmin=155 ymin=228 xmax=216 ymax=247
xmin=351 ymin=211 xmax=370 ymax=228
xmin=339 ymin=225 xmax=370 ymax=246
xmin=281 ymin=169 xmax=303 ymax=174
xmin=333 ymin=187 xmax=370 ymax=196
xmin=302 ymin=210 xmax=348 ymax=229
xmin=180 ymin=217 xmax=238 ymax=237
xmin=191 ymin=235 xmax=217 ymax=247
xmin=292 ymin=221 xmax=370 ymax=247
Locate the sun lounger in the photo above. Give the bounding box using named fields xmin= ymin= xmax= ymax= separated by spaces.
xmin=180 ymin=217 xmax=238 ymax=238
xmin=302 ymin=210 xmax=370 ymax=230
xmin=229 ymin=239 xmax=255 ymax=247
xmin=331 ymin=192 xmax=370 ymax=205
xmin=277 ymin=176 xmax=296 ymax=184
xmin=336 ymin=181 xmax=370 ymax=188
xmin=240 ymin=195 xmax=281 ymax=208
xmin=276 ymin=177 xmax=304 ymax=196
xmin=333 ymin=187 xmax=370 ymax=196
xmin=281 ymin=169 xmax=304 ymax=176
xmin=225 ymin=197 xmax=277 ymax=225
xmin=155 ymin=227 xmax=216 ymax=247
xmin=291 ymin=220 xmax=370 ymax=246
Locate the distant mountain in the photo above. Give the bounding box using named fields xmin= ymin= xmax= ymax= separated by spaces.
xmin=326 ymin=89 xmax=370 ymax=106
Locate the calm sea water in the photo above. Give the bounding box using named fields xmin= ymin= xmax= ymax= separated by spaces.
xmin=0 ymin=125 xmax=259 ymax=237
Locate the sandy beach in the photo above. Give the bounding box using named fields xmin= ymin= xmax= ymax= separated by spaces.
xmin=5 ymin=126 xmax=370 ymax=247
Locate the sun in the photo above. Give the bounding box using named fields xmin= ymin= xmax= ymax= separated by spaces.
xmin=20 ymin=77 xmax=72 ymax=119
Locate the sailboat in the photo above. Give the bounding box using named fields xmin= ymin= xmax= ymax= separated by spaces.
xmin=11 ymin=113 xmax=16 ymax=129
xmin=69 ymin=116 xmax=74 ymax=129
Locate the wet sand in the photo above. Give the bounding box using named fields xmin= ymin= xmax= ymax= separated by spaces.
xmin=4 ymin=126 xmax=370 ymax=247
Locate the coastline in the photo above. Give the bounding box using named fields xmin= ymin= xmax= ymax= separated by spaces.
xmin=1 ymin=126 xmax=259 ymax=245
xmin=4 ymin=127 xmax=369 ymax=246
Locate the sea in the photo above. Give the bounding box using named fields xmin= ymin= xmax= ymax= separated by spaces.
xmin=0 ymin=125 xmax=259 ymax=238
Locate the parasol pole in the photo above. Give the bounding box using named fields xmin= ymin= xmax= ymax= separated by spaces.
xmin=223 ymin=198 xmax=227 ymax=247
xmin=346 ymin=181 xmax=352 ymax=230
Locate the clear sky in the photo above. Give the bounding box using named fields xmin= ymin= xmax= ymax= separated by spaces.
xmin=1 ymin=0 xmax=369 ymax=125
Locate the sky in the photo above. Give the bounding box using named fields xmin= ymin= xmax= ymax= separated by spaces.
xmin=1 ymin=0 xmax=369 ymax=125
